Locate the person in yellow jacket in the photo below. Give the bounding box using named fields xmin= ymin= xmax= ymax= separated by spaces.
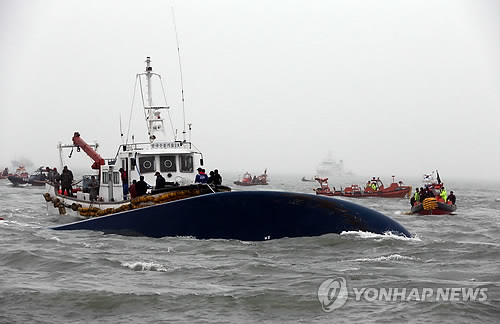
xmin=440 ymin=187 xmax=447 ymax=201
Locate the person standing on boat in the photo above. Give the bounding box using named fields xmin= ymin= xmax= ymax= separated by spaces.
xmin=47 ymin=168 xmax=54 ymax=182
xmin=419 ymin=187 xmax=426 ymax=201
xmin=60 ymin=166 xmax=74 ymax=196
xmin=155 ymin=172 xmax=166 ymax=189
xmin=119 ymin=168 xmax=129 ymax=200
xmin=447 ymin=191 xmax=456 ymax=205
xmin=410 ymin=188 xmax=420 ymax=206
xmin=213 ymin=169 xmax=223 ymax=185
xmin=89 ymin=175 xmax=99 ymax=202
xmin=136 ymin=176 xmax=148 ymax=196
xmin=207 ymin=171 xmax=215 ymax=184
xmin=195 ymin=167 xmax=208 ymax=184
xmin=52 ymin=167 xmax=60 ymax=193
xmin=439 ymin=187 xmax=447 ymax=201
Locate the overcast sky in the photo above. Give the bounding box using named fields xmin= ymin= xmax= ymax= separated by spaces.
xmin=0 ymin=0 xmax=499 ymax=182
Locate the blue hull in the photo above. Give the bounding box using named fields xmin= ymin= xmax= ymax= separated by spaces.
xmin=51 ymin=191 xmax=411 ymax=240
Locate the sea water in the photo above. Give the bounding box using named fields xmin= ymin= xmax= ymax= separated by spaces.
xmin=0 ymin=174 xmax=498 ymax=323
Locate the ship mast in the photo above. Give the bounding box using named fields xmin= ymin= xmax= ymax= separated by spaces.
xmin=141 ymin=57 xmax=168 ymax=143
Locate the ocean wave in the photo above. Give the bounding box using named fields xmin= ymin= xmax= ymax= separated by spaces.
xmin=0 ymin=219 xmax=39 ymax=230
xmin=351 ymin=254 xmax=421 ymax=262
xmin=122 ymin=261 xmax=169 ymax=272
xmin=340 ymin=230 xmax=422 ymax=242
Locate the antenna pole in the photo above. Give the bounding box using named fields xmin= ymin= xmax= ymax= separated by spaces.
xmin=171 ymin=8 xmax=187 ymax=142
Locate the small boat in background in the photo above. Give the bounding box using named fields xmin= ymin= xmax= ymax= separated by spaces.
xmin=0 ymin=168 xmax=13 ymax=179
xmin=8 ymin=166 xmax=49 ymax=186
xmin=28 ymin=167 xmax=50 ymax=186
xmin=234 ymin=170 xmax=268 ymax=186
xmin=7 ymin=166 xmax=30 ymax=185
xmin=301 ymin=176 xmax=315 ymax=182
xmin=314 ymin=176 xmax=412 ymax=198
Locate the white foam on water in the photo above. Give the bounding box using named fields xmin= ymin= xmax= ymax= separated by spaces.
xmin=122 ymin=261 xmax=169 ymax=272
xmin=340 ymin=230 xmax=422 ymax=242
xmin=351 ymin=254 xmax=421 ymax=262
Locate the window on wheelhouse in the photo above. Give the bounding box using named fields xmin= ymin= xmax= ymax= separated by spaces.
xmin=179 ymin=155 xmax=193 ymax=173
xmin=113 ymin=172 xmax=120 ymax=184
xmin=160 ymin=155 xmax=176 ymax=172
xmin=139 ymin=156 xmax=155 ymax=173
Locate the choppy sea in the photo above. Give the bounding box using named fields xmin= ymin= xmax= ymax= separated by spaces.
xmin=0 ymin=174 xmax=499 ymax=323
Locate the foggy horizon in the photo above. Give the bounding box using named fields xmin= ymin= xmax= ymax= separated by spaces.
xmin=1 ymin=0 xmax=499 ymax=183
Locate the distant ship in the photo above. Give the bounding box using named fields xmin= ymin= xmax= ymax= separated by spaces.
xmin=315 ymin=154 xmax=353 ymax=178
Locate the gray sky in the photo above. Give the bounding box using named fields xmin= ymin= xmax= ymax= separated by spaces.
xmin=1 ymin=0 xmax=499 ymax=181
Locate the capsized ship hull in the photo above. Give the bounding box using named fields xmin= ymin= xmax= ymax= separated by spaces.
xmin=52 ymin=191 xmax=411 ymax=240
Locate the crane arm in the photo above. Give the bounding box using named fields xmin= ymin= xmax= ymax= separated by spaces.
xmin=72 ymin=132 xmax=105 ymax=169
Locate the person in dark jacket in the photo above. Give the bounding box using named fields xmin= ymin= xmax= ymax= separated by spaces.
xmin=212 ymin=169 xmax=222 ymax=185
xmin=447 ymin=191 xmax=456 ymax=205
xmin=207 ymin=171 xmax=215 ymax=184
xmin=155 ymin=172 xmax=166 ymax=189
xmin=136 ymin=176 xmax=148 ymax=196
xmin=60 ymin=166 xmax=74 ymax=196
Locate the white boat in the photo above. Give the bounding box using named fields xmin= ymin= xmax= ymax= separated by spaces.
xmin=44 ymin=57 xmax=230 ymax=217
xmin=315 ymin=153 xmax=353 ymax=178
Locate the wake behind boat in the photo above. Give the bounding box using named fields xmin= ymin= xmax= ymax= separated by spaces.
xmin=46 ymin=57 xmax=411 ymax=239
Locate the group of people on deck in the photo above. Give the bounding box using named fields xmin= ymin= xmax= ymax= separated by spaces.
xmin=117 ymin=167 xmax=223 ymax=201
xmin=46 ymin=166 xmax=74 ymax=196
xmin=194 ymin=168 xmax=222 ymax=185
xmin=410 ymin=186 xmax=456 ymax=207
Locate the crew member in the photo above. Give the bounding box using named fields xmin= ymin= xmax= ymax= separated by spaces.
xmin=447 ymin=191 xmax=456 ymax=205
xmin=119 ymin=168 xmax=129 ymax=200
xmin=129 ymin=180 xmax=138 ymax=199
xmin=213 ymin=169 xmax=223 ymax=185
xmin=60 ymin=166 xmax=74 ymax=196
xmin=89 ymin=175 xmax=99 ymax=201
xmin=439 ymin=186 xmax=447 ymax=202
xmin=155 ymin=171 xmax=166 ymax=189
xmin=136 ymin=176 xmax=149 ymax=196
xmin=195 ymin=167 xmax=208 ymax=184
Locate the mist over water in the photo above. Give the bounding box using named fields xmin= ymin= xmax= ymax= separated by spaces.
xmin=0 ymin=176 xmax=499 ymax=323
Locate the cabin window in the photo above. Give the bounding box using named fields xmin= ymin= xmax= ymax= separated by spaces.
xmin=113 ymin=172 xmax=120 ymax=184
xmin=160 ymin=155 xmax=176 ymax=172
xmin=180 ymin=155 xmax=193 ymax=173
xmin=139 ymin=156 xmax=155 ymax=173
xmin=102 ymin=172 xmax=108 ymax=184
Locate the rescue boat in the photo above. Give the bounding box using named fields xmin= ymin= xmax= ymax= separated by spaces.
xmin=314 ymin=176 xmax=412 ymax=198
xmin=409 ymin=171 xmax=457 ymax=215
xmin=46 ymin=57 xmax=411 ymax=240
xmin=7 ymin=166 xmax=30 ymax=186
xmin=234 ymin=170 xmax=268 ymax=186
